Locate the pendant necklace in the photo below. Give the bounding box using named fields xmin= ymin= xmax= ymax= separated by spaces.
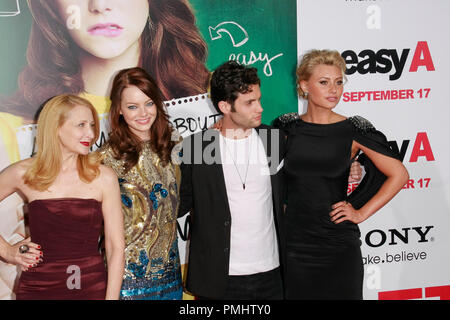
xmin=222 ymin=133 xmax=252 ymax=190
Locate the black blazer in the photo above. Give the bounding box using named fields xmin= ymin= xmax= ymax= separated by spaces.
xmin=178 ymin=124 xmax=286 ymax=298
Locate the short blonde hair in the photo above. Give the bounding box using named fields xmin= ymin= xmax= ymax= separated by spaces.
xmin=23 ymin=94 xmax=101 ymax=191
xmin=296 ymin=49 xmax=347 ymax=98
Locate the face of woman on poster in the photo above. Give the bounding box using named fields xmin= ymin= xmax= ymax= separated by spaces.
xmin=300 ymin=64 xmax=345 ymax=111
xmin=119 ymin=85 xmax=157 ymax=142
xmin=55 ymin=0 xmax=149 ymax=60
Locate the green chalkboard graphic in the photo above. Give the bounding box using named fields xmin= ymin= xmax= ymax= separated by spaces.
xmin=191 ymin=0 xmax=298 ymax=124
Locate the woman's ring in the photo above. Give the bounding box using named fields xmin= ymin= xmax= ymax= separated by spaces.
xmin=19 ymin=244 xmax=29 ymax=254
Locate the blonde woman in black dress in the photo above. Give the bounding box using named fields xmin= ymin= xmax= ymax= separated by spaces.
xmin=274 ymin=50 xmax=409 ymax=299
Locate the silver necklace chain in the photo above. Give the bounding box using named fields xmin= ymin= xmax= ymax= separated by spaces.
xmin=222 ymin=133 xmax=252 ymax=190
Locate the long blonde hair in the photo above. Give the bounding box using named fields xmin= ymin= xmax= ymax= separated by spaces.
xmin=296 ymin=49 xmax=347 ymax=98
xmin=23 ymin=95 xmax=101 ymax=191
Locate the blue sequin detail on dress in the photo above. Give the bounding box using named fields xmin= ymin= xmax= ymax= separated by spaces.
xmin=121 ymin=194 xmax=132 ymax=208
xmin=148 ymin=183 xmax=169 ymax=210
xmin=100 ymin=141 xmax=182 ymax=301
xmin=120 ymin=241 xmax=182 ymax=300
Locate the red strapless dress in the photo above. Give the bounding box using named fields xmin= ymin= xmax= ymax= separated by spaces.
xmin=16 ymin=198 xmax=107 ymax=300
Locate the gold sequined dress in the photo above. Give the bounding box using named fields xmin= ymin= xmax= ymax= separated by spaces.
xmin=100 ymin=141 xmax=182 ymax=300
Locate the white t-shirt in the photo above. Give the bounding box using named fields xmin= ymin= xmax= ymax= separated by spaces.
xmin=219 ymin=129 xmax=279 ymax=276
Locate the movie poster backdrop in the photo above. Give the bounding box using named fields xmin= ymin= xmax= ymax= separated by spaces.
xmin=0 ymin=0 xmax=297 ymax=299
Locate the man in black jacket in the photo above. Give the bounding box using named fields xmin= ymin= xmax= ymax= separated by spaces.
xmin=178 ymin=61 xmax=286 ymax=299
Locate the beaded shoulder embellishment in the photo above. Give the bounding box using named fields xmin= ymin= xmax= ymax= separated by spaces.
xmin=277 ymin=112 xmax=300 ymax=123
xmin=348 ymin=115 xmax=376 ymax=133
xmin=273 ymin=112 xmax=300 ymax=128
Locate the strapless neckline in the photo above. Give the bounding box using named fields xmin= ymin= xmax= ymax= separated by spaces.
xmin=28 ymin=198 xmax=101 ymax=205
xmin=17 ymin=195 xmax=107 ymax=299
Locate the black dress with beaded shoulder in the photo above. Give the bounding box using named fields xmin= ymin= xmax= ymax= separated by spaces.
xmin=273 ymin=113 xmax=400 ymax=300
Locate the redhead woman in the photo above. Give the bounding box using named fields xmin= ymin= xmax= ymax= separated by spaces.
xmin=0 ymin=95 xmax=125 ymax=299
xmin=99 ymin=67 xmax=182 ymax=300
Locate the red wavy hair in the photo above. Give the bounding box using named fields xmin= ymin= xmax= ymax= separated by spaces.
xmin=107 ymin=67 xmax=175 ymax=172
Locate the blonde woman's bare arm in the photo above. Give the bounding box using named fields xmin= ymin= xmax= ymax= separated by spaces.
xmin=330 ymin=142 xmax=409 ymax=224
xmin=0 ymin=160 xmax=42 ymax=270
xmin=100 ymin=166 xmax=125 ymax=300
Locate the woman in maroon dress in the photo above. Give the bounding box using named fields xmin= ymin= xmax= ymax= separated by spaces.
xmin=0 ymin=94 xmax=125 ymax=299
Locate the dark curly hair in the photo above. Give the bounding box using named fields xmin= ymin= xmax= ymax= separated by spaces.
xmin=210 ymin=60 xmax=260 ymax=115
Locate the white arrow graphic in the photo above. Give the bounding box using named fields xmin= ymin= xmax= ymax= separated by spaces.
xmin=0 ymin=0 xmax=20 ymax=17
xmin=209 ymin=21 xmax=249 ymax=48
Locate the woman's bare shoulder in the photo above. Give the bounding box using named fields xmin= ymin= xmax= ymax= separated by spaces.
xmin=1 ymin=158 xmax=33 ymax=176
xmin=98 ymin=164 xmax=119 ymax=183
xmin=0 ymin=158 xmax=34 ymax=194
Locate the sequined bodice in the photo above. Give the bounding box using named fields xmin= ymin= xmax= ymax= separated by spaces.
xmin=100 ymin=142 xmax=180 ymax=280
